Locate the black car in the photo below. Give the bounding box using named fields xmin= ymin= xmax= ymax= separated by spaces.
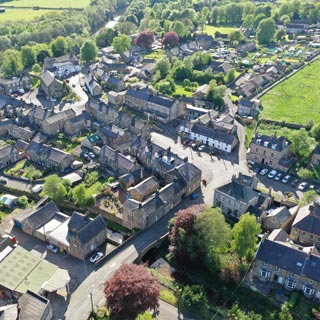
xmin=0 ymin=179 xmax=7 ymax=185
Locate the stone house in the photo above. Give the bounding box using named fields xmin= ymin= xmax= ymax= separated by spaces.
xmin=84 ymin=73 xmax=102 ymax=97
xmin=41 ymin=109 xmax=76 ymax=136
xmin=251 ymin=230 xmax=320 ymax=299
xmin=64 ymin=111 xmax=92 ymax=136
xmin=311 ymin=144 xmax=320 ymax=167
xmin=0 ymin=75 xmax=32 ymax=95
xmin=108 ymin=91 xmax=126 ymax=105
xmin=25 ymin=106 xmax=54 ymax=128
xmin=214 ymin=173 xmax=270 ymax=219
xmin=26 ymin=141 xmax=74 ymax=171
xmin=0 ymin=118 xmax=14 ymax=137
xmin=99 ymin=124 xmax=131 ymax=151
xmin=8 ymin=124 xmax=35 ymax=141
xmin=289 ymin=202 xmax=320 ymax=248
xmin=0 ymin=143 xmax=22 ymax=169
xmin=184 ymin=105 xmax=218 ymax=122
xmin=66 ymin=212 xmax=107 ymax=260
xmin=39 ymin=70 xmax=64 ymax=99
xmin=100 ymin=145 xmax=142 ymax=176
xmin=180 ymin=123 xmax=238 ymax=153
xmin=246 ymin=133 xmax=295 ymax=171
xmin=127 ymin=176 xmax=159 ymax=202
xmin=85 ymin=99 xmax=119 ymax=124
xmin=261 ymin=205 xmax=298 ymax=231
xmin=237 ymin=98 xmax=259 ymax=117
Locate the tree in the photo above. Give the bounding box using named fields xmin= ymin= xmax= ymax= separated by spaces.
xmin=290 ymin=128 xmax=314 ymax=159
xmin=225 ymin=68 xmax=235 ymax=83
xmin=42 ymin=174 xmax=67 ymax=204
xmin=0 ymin=36 xmax=12 ymax=51
xmin=311 ymin=123 xmax=320 ymax=141
xmin=112 ymin=35 xmax=131 ymax=53
xmin=232 ymin=213 xmax=261 ymax=261
xmin=95 ymin=28 xmax=118 ymax=48
xmin=21 ymin=45 xmax=35 ymax=68
xmin=17 ymin=196 xmax=28 ymax=208
xmin=279 ymin=302 xmax=293 ymax=320
xmin=104 ymin=264 xmax=160 ymax=320
xmin=275 ymin=29 xmax=286 ymax=41
xmin=227 ymin=304 xmax=263 ymax=320
xmin=80 ymin=40 xmax=97 ymax=62
xmin=1 ymin=49 xmax=23 ymax=77
xmin=180 ymin=285 xmax=208 ymax=317
xmin=32 ymin=63 xmax=42 ymax=73
xmin=155 ymin=58 xmax=170 ymax=78
xmin=72 ymin=184 xmax=88 ymax=207
xmin=172 ymin=21 xmax=187 ymax=38
xmin=135 ymin=31 xmax=154 ymax=49
xmin=302 ymin=190 xmax=318 ymax=205
xmin=205 ymin=80 xmax=226 ymax=108
xmin=50 ymin=36 xmax=68 ymax=57
xmin=257 ymin=17 xmax=276 ymax=45
xmin=162 ymin=31 xmax=179 ymax=47
xmin=24 ymin=165 xmax=42 ymax=181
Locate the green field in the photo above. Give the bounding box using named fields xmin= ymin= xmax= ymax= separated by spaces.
xmin=5 ymin=0 xmax=89 ymax=8
xmin=204 ymin=25 xmax=237 ymax=36
xmin=260 ymin=59 xmax=320 ymax=125
xmin=0 ymin=8 xmax=55 ymax=21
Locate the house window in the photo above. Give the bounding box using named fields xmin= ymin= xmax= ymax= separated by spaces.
xmin=310 ymin=234 xmax=314 ymax=240
xmin=255 ymin=148 xmax=258 ymax=152
xmin=274 ymin=266 xmax=280 ymax=272
xmin=263 ymin=262 xmax=268 ymax=267
xmin=290 ymin=273 xmax=296 ymax=278
xmin=286 ymin=279 xmax=296 ymax=289
xmin=302 ymin=232 xmax=306 ymax=238
xmin=263 ymin=150 xmax=266 ymax=155
xmin=271 ymin=153 xmax=274 ymax=158
xmin=318 ymin=237 xmax=320 ymax=242
xmin=304 ymin=286 xmax=314 ymax=295
xmin=260 ymin=269 xmax=270 ymax=278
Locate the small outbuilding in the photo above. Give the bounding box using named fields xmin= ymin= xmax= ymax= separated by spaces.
xmin=1 ymin=194 xmax=18 ymax=209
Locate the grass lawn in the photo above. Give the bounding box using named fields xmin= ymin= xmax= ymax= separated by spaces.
xmin=85 ymin=181 xmax=103 ymax=198
xmin=0 ymin=8 xmax=54 ymax=22
xmin=260 ymin=60 xmax=320 ymax=125
xmin=4 ymin=159 xmax=27 ymax=175
xmin=204 ymin=25 xmax=237 ymax=36
xmin=142 ymin=49 xmax=165 ymax=60
xmin=159 ymin=289 xmax=177 ymax=306
xmin=9 ymin=0 xmax=90 ymax=8
xmin=174 ymin=84 xmax=192 ymax=97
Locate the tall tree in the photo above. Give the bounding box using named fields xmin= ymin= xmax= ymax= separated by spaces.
xmin=50 ymin=36 xmax=68 ymax=57
xmin=231 ymin=213 xmax=261 ymax=261
xmin=290 ymin=128 xmax=314 ymax=159
xmin=1 ymin=49 xmax=23 ymax=77
xmin=104 ymin=264 xmax=160 ymax=320
xmin=95 ymin=28 xmax=118 ymax=48
xmin=279 ymin=302 xmax=293 ymax=320
xmin=162 ymin=31 xmax=179 ymax=47
xmin=257 ymin=17 xmax=276 ymax=45
xmin=155 ymin=58 xmax=171 ymax=78
xmin=72 ymin=184 xmax=87 ymax=207
xmin=42 ymin=174 xmax=67 ymax=204
xmin=80 ymin=40 xmax=98 ymax=62
xmin=21 ymin=45 xmax=36 ymax=68
xmin=112 ymin=34 xmax=131 ymax=53
xmin=135 ymin=31 xmax=154 ymax=49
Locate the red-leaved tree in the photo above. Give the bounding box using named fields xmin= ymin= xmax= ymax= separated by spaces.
xmin=162 ymin=31 xmax=179 ymax=47
xmin=135 ymin=31 xmax=154 ymax=49
xmin=169 ymin=204 xmax=204 ymax=267
xmin=104 ymin=263 xmax=160 ymax=320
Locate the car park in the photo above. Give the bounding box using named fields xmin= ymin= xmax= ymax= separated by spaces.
xmin=281 ymin=175 xmax=291 ymax=184
xmin=89 ymin=252 xmax=104 ymax=263
xmin=298 ymin=182 xmax=308 ymax=191
xmin=260 ymin=168 xmax=269 ymax=176
xmin=47 ymin=244 xmax=58 ymax=253
xmin=274 ymin=173 xmax=282 ymax=181
xmin=268 ymin=170 xmax=278 ymax=179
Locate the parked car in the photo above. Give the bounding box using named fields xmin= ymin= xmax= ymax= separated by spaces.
xmin=190 ymin=193 xmax=199 ymax=200
xmin=274 ymin=173 xmax=282 ymax=181
xmin=89 ymin=252 xmax=104 ymax=263
xmin=316 ymin=187 xmax=320 ymax=195
xmin=88 ymin=152 xmax=95 ymax=159
xmin=291 ymin=178 xmax=299 ymax=187
xmin=31 ymin=184 xmax=43 ymax=193
xmin=281 ymin=175 xmax=291 ymax=184
xmin=47 ymin=244 xmax=58 ymax=253
xmin=198 ymin=145 xmax=206 ymax=151
xmin=82 ymin=153 xmax=89 ymax=159
xmin=298 ymin=182 xmax=308 ymax=191
xmin=268 ymin=170 xmax=278 ymax=179
xmin=0 ymin=179 xmax=7 ymax=185
xmin=253 ymin=167 xmax=261 ymax=174
xmin=260 ymin=168 xmax=269 ymax=176
xmin=309 ymin=184 xmax=315 ymax=190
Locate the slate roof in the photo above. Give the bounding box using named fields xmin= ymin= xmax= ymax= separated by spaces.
xmin=256 ymin=239 xmax=320 ymax=282
xmin=251 ymin=134 xmax=291 ymax=151
xmin=77 ymin=215 xmax=106 ymax=245
xmin=148 ymin=95 xmax=175 ymax=108
xmin=216 ymin=180 xmax=259 ymax=203
xmin=191 ymin=124 xmax=237 ymax=145
xmin=267 ymin=206 xmax=292 ymax=224
xmin=40 ymin=70 xmax=55 ymax=87
xmin=126 ymin=88 xmax=150 ymax=101
xmin=175 ymin=162 xmax=201 ymax=183
xmin=239 ymin=98 xmax=254 ymax=108
xmin=292 ymin=202 xmax=320 ymax=235
xmin=44 ymin=109 xmax=75 ymax=124
xmin=68 ymin=211 xmax=90 ymax=232
xmin=0 ymin=144 xmax=17 ymax=159
xmin=130 ymin=176 xmax=159 ymax=196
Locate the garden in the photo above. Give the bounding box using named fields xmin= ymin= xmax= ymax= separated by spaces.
xmin=4 ymin=160 xmax=44 ymax=180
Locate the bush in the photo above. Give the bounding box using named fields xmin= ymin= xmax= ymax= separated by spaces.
xmin=84 ymin=171 xmax=99 ymax=186
xmin=108 ymin=176 xmax=115 ymax=183
xmin=159 ymin=289 xmax=177 ymax=306
xmin=288 ymin=291 xmax=299 ymax=308
xmin=17 ymin=196 xmax=28 ymax=208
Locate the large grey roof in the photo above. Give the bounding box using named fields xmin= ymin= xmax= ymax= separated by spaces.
xmin=216 ymin=180 xmax=259 ymax=203
xmin=18 ymin=290 xmax=49 ymax=320
xmin=126 ymin=88 xmax=150 ymax=101
xmin=250 ymin=134 xmax=291 ymax=151
xmin=130 ymin=176 xmax=159 ymax=196
xmin=77 ymin=215 xmax=106 ymax=245
xmin=192 ymin=124 xmax=236 ymax=145
xmin=256 ymin=239 xmax=320 ymax=282
xmin=292 ymin=202 xmax=320 ymax=235
xmin=148 ymin=95 xmax=174 ymax=108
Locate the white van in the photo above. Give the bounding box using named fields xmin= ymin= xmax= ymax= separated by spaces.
xmin=32 ymin=184 xmax=43 ymax=193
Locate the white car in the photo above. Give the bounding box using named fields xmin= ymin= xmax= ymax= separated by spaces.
xmin=32 ymin=184 xmax=43 ymax=193
xmin=88 ymin=152 xmax=95 ymax=159
xmin=281 ymin=175 xmax=291 ymax=184
xmin=47 ymin=244 xmax=58 ymax=253
xmin=89 ymin=252 xmax=104 ymax=263
xmin=198 ymin=145 xmax=206 ymax=151
xmin=298 ymin=182 xmax=308 ymax=191
xmin=268 ymin=170 xmax=277 ymax=179
xmin=260 ymin=168 xmax=269 ymax=176
xmin=274 ymin=173 xmax=282 ymax=181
